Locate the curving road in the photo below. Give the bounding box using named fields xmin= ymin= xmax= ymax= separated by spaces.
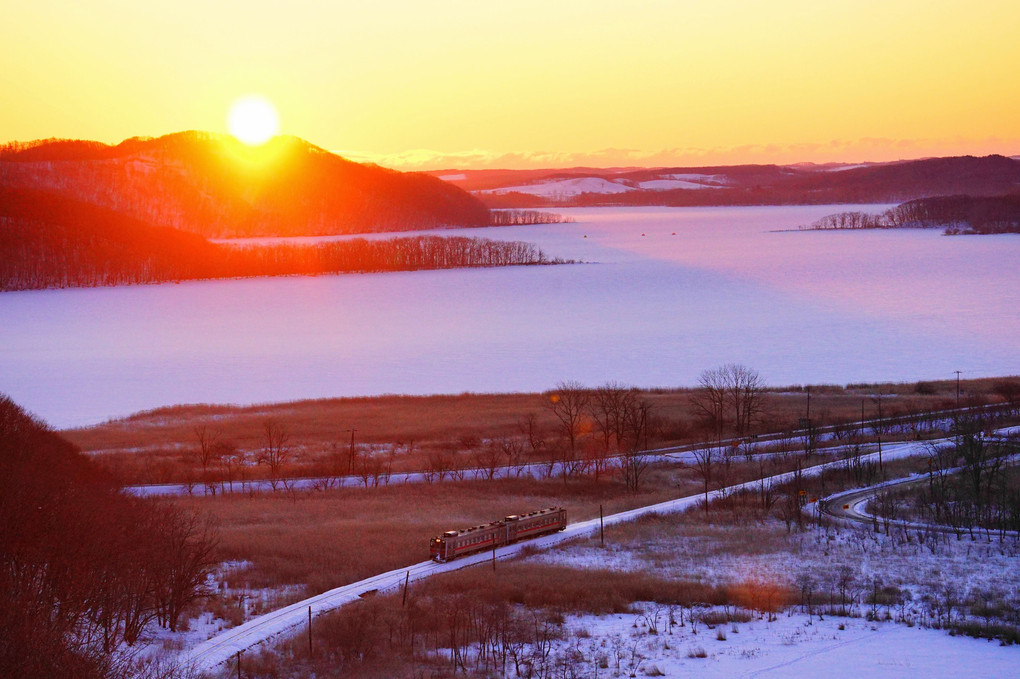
xmin=818 ymin=453 xmax=1020 ymax=537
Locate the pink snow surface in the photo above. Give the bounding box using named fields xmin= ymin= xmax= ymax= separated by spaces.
xmin=563 ymin=611 xmax=1019 ymax=678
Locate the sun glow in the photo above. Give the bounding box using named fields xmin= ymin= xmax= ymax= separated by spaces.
xmin=227 ymin=96 xmax=280 ymax=146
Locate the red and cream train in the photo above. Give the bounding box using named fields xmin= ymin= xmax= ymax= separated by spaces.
xmin=429 ymin=507 xmax=567 ymax=562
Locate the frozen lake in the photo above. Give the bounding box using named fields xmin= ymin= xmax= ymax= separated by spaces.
xmin=2 ymin=205 xmax=1018 ymax=429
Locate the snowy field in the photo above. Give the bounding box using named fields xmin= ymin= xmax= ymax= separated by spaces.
xmin=530 ymin=610 xmax=1019 ymax=679
xmin=1 ymin=205 xmax=1018 ymax=428
xmin=476 ymin=172 xmax=731 ymax=197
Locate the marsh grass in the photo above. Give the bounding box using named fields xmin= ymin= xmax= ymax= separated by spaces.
xmin=180 ymin=475 xmax=684 ymax=594
xmin=66 ymin=378 xmax=1003 ymax=485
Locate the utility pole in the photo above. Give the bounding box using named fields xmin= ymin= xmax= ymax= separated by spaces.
xmin=804 ymin=387 xmax=812 ymax=455
xmin=402 ymin=571 xmax=410 ymax=606
xmin=876 ymin=397 xmax=883 ymax=475
xmin=346 ymin=428 xmax=357 ymax=475
xmin=955 ymin=371 xmax=962 ymax=408
xmin=599 ymin=504 xmax=604 ymax=547
xmin=308 ymin=606 xmax=313 ymax=658
xmin=236 ymin=651 xmax=242 ymax=679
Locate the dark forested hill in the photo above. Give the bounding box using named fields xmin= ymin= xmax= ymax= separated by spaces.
xmin=0 ymin=187 xmax=551 ymax=291
xmin=0 ymin=132 xmax=491 ymax=237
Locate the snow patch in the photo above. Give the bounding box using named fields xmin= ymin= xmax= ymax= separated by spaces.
xmin=638 ymin=179 xmax=724 ymax=190
xmin=479 ymin=177 xmax=634 ymax=198
xmin=527 ymin=611 xmax=1020 ymax=679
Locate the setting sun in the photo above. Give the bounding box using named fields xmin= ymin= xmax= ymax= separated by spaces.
xmin=227 ymin=95 xmax=279 ymax=146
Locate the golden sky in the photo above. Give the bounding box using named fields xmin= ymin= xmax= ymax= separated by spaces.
xmin=2 ymin=0 xmax=1018 ymax=169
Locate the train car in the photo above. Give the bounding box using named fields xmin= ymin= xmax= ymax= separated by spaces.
xmin=504 ymin=507 xmax=567 ymax=543
xmin=430 ymin=506 xmax=567 ymax=562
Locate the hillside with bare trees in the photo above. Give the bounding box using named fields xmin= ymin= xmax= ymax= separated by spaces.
xmin=0 ymin=395 xmax=217 ymax=678
xmin=0 ymin=187 xmax=555 ymax=291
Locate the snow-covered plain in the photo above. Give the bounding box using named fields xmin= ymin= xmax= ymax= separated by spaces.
xmin=2 ymin=205 xmax=1018 ymax=428
xmin=525 ymin=611 xmax=1019 ymax=679
xmin=636 ymin=178 xmax=723 ymax=190
xmin=477 ymin=172 xmax=730 ymax=196
xmin=480 ymin=176 xmax=635 ymax=198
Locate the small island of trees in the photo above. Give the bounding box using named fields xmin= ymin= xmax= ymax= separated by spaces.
xmin=805 ymin=194 xmax=1020 ymax=235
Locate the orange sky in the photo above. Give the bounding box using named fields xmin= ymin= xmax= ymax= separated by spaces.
xmin=2 ymin=1 xmax=1018 ymax=170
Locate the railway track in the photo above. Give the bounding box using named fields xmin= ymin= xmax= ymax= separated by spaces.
xmin=176 ymin=426 xmax=1019 ymax=674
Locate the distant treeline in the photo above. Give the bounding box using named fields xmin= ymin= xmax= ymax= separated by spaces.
xmin=0 ymin=188 xmax=556 ymax=291
xmin=805 ymin=195 xmax=1020 ymax=235
xmin=489 ymin=209 xmax=571 ymax=226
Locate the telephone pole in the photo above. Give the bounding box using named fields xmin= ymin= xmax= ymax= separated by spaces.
xmin=599 ymin=504 xmax=605 ymax=547
xmin=346 ymin=428 xmax=357 ymax=475
xmin=954 ymin=371 xmax=962 ymax=408
xmin=876 ymin=397 xmax=883 ymax=475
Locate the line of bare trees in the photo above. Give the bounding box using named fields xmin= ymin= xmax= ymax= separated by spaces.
xmin=806 ymin=195 xmax=1020 ymax=234
xmin=689 ymin=364 xmax=768 ymax=439
xmin=0 ymin=191 xmax=555 ymax=290
xmin=541 ymin=381 xmax=656 ymax=491
xmin=488 ymin=209 xmax=571 ymax=226
xmin=0 ymin=395 xmax=218 ymax=678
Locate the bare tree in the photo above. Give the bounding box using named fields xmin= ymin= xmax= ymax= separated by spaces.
xmin=546 ymin=381 xmax=590 ymax=456
xmin=517 ymin=413 xmax=545 ymax=459
xmin=690 ymin=372 xmax=727 ymax=440
xmin=546 ymin=381 xmax=590 ymax=483
xmin=690 ymin=445 xmax=716 ymax=514
xmin=149 ymin=504 xmax=218 ymax=633
xmin=193 ymin=425 xmax=220 ymax=494
xmin=496 ymin=435 xmax=526 ymax=477
xmin=258 ymin=419 xmax=290 ymax=491
xmin=691 ymin=364 xmax=768 ymax=437
xmin=618 ymin=393 xmax=653 ymax=491
xmin=213 ymin=439 xmax=238 ymax=492
xmin=355 ymin=451 xmax=387 ymax=487
xmin=589 ymin=383 xmax=628 ymax=481
xmin=473 ymin=441 xmax=505 ymax=480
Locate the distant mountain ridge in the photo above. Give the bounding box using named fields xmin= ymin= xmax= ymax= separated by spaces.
xmin=432 ymin=155 xmax=1020 ymax=207
xmin=0 ymin=132 xmax=491 ymax=237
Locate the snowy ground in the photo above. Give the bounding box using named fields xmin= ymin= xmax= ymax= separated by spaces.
xmin=479 ymin=176 xmax=635 ymax=198
xmin=475 ymin=172 xmax=730 ymax=197
xmin=531 ymin=609 xmax=1019 ymax=678
xmin=532 ymin=520 xmax=1020 ymax=621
